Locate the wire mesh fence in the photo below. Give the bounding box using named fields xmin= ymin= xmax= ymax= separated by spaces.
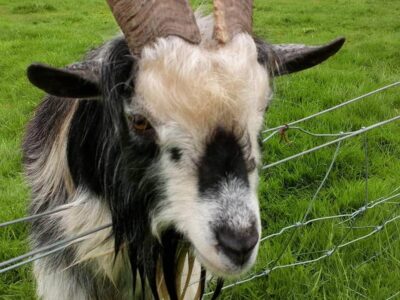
xmin=0 ymin=82 xmax=399 ymax=297
xmin=205 ymin=81 xmax=400 ymax=297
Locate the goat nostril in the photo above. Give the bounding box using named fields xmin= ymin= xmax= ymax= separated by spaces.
xmin=215 ymin=226 xmax=259 ymax=265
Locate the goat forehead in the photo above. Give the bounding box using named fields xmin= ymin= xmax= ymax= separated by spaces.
xmin=134 ymin=34 xmax=270 ymax=133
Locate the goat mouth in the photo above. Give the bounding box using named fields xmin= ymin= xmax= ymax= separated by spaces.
xmin=192 ymin=245 xmax=254 ymax=277
xmin=161 ymin=230 xmax=257 ymax=277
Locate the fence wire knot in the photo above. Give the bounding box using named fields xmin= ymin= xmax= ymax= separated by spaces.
xmin=326 ymin=249 xmax=335 ymax=257
xmin=279 ymin=124 xmax=291 ymax=144
xmin=263 ymin=269 xmax=271 ymax=276
xmin=359 ymin=206 xmax=367 ymax=213
xmin=295 ymin=222 xmax=303 ymax=227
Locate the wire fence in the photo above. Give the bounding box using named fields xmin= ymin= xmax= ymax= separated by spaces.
xmin=205 ymin=81 xmax=400 ymax=297
xmin=211 ymin=212 xmax=400 ymax=294
xmin=1 ymin=82 xmax=400 ymax=298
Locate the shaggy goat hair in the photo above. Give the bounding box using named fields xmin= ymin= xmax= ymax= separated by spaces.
xmin=24 ymin=1 xmax=345 ymax=299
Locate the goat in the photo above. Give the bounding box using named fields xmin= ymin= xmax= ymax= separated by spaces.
xmin=23 ymin=0 xmax=345 ymax=299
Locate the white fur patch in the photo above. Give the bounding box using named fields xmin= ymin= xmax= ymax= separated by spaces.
xmin=27 ymin=101 xmax=78 ymax=215
xmin=144 ymin=30 xmax=268 ymax=275
xmin=136 ymin=33 xmax=270 ymax=137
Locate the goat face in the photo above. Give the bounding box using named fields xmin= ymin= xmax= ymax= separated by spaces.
xmin=137 ymin=35 xmax=268 ymax=275
xmin=27 ymin=2 xmax=345 ymax=286
xmin=27 ymin=34 xmax=345 ymax=282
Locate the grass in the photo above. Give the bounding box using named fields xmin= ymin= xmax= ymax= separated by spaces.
xmin=0 ymin=0 xmax=399 ymax=299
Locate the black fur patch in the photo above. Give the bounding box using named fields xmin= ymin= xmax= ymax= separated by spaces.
xmin=211 ymin=278 xmax=225 ymax=300
xmin=66 ymin=38 xmax=188 ymax=299
xmin=161 ymin=230 xmax=182 ymax=300
xmin=198 ymin=127 xmax=249 ymax=195
xmin=169 ymin=147 xmax=182 ymax=162
xmin=68 ymin=100 xmax=105 ymax=195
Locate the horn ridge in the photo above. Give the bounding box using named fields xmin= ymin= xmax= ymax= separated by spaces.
xmin=106 ymin=0 xmax=201 ymax=56
xmin=213 ymin=0 xmax=253 ymax=44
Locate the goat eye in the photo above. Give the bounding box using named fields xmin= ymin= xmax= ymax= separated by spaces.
xmin=128 ymin=114 xmax=153 ymax=134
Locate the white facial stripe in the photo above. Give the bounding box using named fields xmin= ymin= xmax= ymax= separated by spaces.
xmin=136 ymin=18 xmax=269 ymax=277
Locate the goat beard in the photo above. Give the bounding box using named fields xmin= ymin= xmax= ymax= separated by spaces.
xmin=124 ymin=229 xmax=224 ymax=300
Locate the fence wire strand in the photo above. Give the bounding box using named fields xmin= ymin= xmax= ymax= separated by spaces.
xmin=261 ymin=192 xmax=400 ymax=242
xmin=263 ymin=82 xmax=400 ymax=134
xmin=283 ymin=126 xmax=353 ymax=138
xmin=0 ymin=223 xmax=112 ymax=274
xmin=262 ymin=115 xmax=400 ymax=170
xmin=386 ymin=291 xmax=400 ymax=300
xmin=0 ymin=203 xmax=78 ymax=228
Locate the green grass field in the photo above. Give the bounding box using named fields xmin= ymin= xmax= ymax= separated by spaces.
xmin=0 ymin=0 xmax=399 ymax=299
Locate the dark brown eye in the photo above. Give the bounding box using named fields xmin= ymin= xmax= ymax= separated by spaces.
xmin=128 ymin=114 xmax=153 ymax=134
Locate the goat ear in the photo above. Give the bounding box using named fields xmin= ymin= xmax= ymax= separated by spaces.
xmin=27 ymin=63 xmax=101 ymax=98
xmin=256 ymin=37 xmax=345 ymax=76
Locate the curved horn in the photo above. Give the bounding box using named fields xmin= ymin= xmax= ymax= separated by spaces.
xmin=106 ymin=0 xmax=201 ymax=55
xmin=255 ymin=37 xmax=346 ymax=76
xmin=271 ymin=37 xmax=346 ymax=76
xmin=213 ymin=0 xmax=253 ymax=44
